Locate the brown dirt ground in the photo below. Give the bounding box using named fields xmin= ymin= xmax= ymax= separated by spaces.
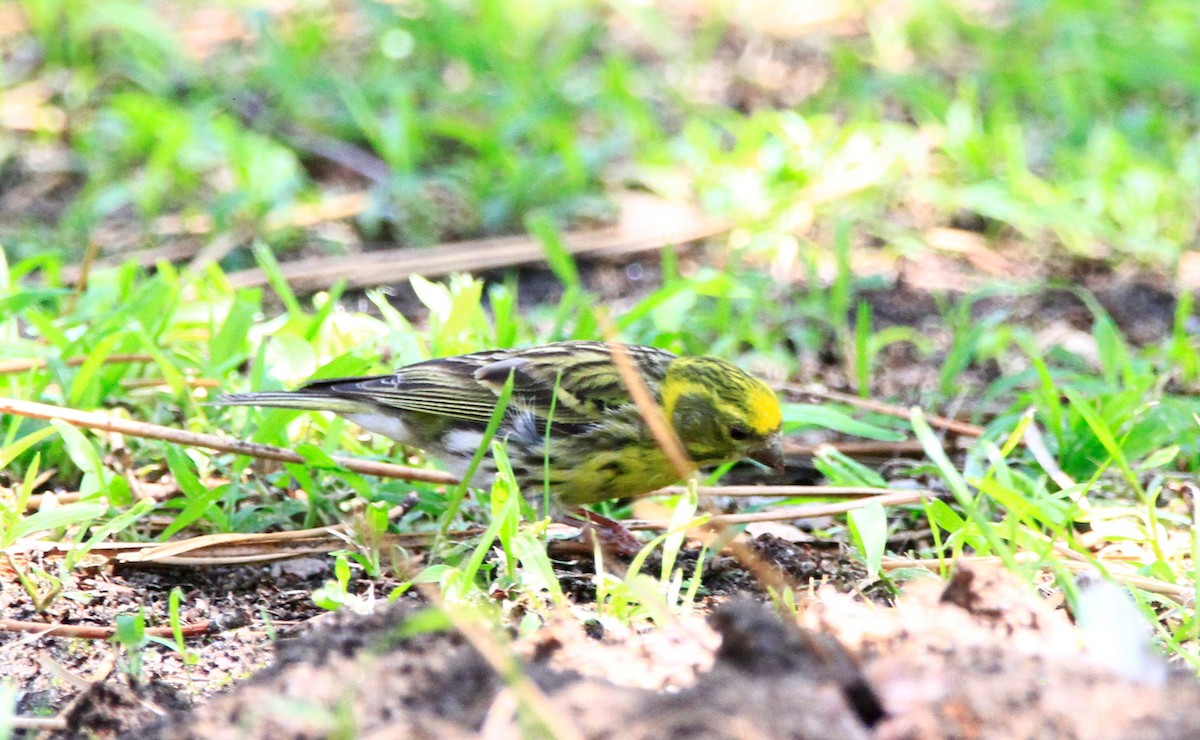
xmin=7 ymin=533 xmax=1200 ymax=739
xmin=19 ymin=562 xmax=1200 ymax=739
xmin=1 ymin=533 xmax=865 ymax=732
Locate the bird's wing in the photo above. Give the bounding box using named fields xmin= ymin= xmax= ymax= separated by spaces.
xmin=295 ymin=349 xmax=509 ymax=425
xmin=473 ymin=342 xmax=676 ymax=424
xmin=296 ymin=343 xmax=676 ymax=426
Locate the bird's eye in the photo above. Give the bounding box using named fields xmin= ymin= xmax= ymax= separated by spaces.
xmin=728 ymin=425 xmax=750 ymax=441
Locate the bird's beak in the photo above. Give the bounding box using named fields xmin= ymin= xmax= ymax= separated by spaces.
xmin=747 ymin=432 xmax=785 ymax=472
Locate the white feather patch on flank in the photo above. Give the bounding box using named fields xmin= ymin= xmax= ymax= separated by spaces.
xmin=437 ymin=431 xmax=494 ymax=486
xmin=342 ymin=412 xmax=416 ymax=445
xmin=443 ymin=429 xmax=486 ymax=457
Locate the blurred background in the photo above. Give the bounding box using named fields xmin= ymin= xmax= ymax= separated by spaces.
xmin=5 ymin=0 xmax=1197 ymax=276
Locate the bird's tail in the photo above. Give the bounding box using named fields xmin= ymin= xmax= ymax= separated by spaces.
xmin=211 ymin=390 xmax=372 ymax=415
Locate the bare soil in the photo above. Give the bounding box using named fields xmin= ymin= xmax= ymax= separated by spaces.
xmin=18 ymin=561 xmax=1199 ymax=739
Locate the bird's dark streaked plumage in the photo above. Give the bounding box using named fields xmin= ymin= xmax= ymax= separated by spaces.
xmin=214 ymin=341 xmax=784 ymax=507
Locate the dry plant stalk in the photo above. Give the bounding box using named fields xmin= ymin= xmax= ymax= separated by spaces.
xmin=787 ymin=383 xmax=986 ymax=438
xmin=1 ymin=618 xmax=210 ymax=640
xmin=881 ymin=555 xmax=1191 ymax=601
xmin=0 ymin=353 xmax=154 ymax=376
xmin=0 ymin=396 xmax=457 ymax=485
xmin=604 ymin=337 xmax=800 ymax=595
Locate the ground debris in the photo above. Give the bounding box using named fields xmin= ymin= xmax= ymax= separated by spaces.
xmin=133 ymin=599 xmax=875 ymax=739
xmin=60 ymin=679 xmax=190 ymax=740
xmin=23 ymin=561 xmax=1200 ymax=739
xmin=806 ymin=565 xmax=1200 ymax=740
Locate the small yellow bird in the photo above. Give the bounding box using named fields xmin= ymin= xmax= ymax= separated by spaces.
xmin=215 ymin=341 xmax=784 ymax=509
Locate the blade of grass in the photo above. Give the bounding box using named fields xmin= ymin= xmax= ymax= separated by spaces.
xmin=438 ymin=372 xmax=515 ymax=538
xmin=911 ymin=407 xmax=1017 ymax=570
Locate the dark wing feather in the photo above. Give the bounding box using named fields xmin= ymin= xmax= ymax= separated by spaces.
xmin=296 ymin=342 xmax=676 ymax=426
xmin=474 ymin=342 xmax=676 ymax=424
xmin=296 ymin=349 xmax=509 ymax=425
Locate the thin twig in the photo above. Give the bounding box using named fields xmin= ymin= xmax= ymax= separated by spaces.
xmin=0 ymin=353 xmax=154 ymax=376
xmin=608 ymin=342 xmax=692 ymax=477
xmin=1 ymin=618 xmax=211 ymax=640
xmin=783 ymin=384 xmax=986 ymax=438
xmin=9 ymin=718 xmax=68 ymax=732
xmin=629 ymin=490 xmax=931 ymax=529
xmin=784 ymin=439 xmax=940 ymax=456
xmin=676 ymin=484 xmax=911 ymax=498
xmin=226 ymin=193 xmax=730 ymax=292
xmin=0 ymin=397 xmax=458 ymax=485
xmin=881 ymin=555 xmax=1191 ymax=601
xmin=9 ymin=528 xmax=484 ymax=566
xmin=286 ymin=130 xmax=392 ymax=182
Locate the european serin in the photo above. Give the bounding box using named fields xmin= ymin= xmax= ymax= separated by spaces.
xmin=215 ymin=341 xmax=783 ymax=509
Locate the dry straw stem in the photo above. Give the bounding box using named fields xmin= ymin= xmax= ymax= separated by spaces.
xmin=6 ymin=718 xmax=66 ymax=733
xmin=0 ymin=353 xmax=154 ymax=375
xmin=0 ymin=396 xmax=457 ymax=485
xmin=881 ymin=555 xmax=1192 ymax=601
xmin=59 ymin=190 xmax=373 ymax=281
xmin=1 ymin=617 xmax=210 ymax=640
xmin=67 ymin=191 xmax=720 ymax=288
xmin=677 ymin=484 xmax=911 ymax=498
xmin=3 ymin=397 xmax=921 ymax=515
xmin=785 ymin=383 xmax=986 ymax=438
xmin=785 ymin=439 xmax=940 ymax=456
xmin=629 ymin=489 xmax=931 ymax=529
xmin=607 ymin=341 xmax=693 ymax=478
xmin=9 ymin=527 xmax=483 ymax=567
xmin=603 ymin=333 xmax=807 ymax=595
xmin=225 ymin=193 xmax=729 ymax=292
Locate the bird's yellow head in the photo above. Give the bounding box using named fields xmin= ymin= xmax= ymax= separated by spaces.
xmin=661 ymin=356 xmax=784 ymax=470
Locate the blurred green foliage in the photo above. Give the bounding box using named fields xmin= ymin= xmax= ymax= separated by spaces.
xmin=3 ymin=0 xmax=1199 ymax=265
